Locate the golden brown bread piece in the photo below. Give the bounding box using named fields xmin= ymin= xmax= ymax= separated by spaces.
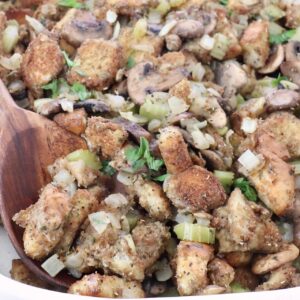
xmin=164 ymin=165 xmax=227 ymax=212
xmin=21 ymin=33 xmax=64 ymax=89
xmin=208 ymin=258 xmax=235 ymax=288
xmin=158 ymin=126 xmax=193 ymax=175
xmin=53 ymin=108 xmax=87 ymax=136
xmin=68 ymin=273 xmax=145 ymax=298
xmin=67 ymin=38 xmax=124 ymax=90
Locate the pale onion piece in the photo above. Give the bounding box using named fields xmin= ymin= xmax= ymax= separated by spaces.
xmin=0 ymin=53 xmax=22 ymax=70
xmin=131 ymin=43 xmax=154 ymax=52
xmin=89 ymin=211 xmax=111 ymax=234
xmin=106 ymin=94 xmax=126 ymax=111
xmin=238 ymin=150 xmax=261 ymax=172
xmin=194 ymin=211 xmax=212 ymax=226
xmin=65 ymin=182 xmax=77 ymax=197
xmin=41 ymin=254 xmax=65 ymax=277
xmin=204 ymin=133 xmax=215 ymax=146
xmin=2 ymin=23 xmax=19 ymax=54
xmin=68 ymin=268 xmax=82 ymax=279
xmin=180 ymin=118 xmax=207 ymax=131
xmin=189 ymin=82 xmax=206 ymax=100
xmin=175 ymin=212 xmax=195 ymax=224
xmin=33 ymin=98 xmax=54 ymax=114
xmin=123 ymin=234 xmax=136 ymax=253
xmin=226 ymin=129 xmax=234 ymax=145
xmin=168 ymin=96 xmax=189 ymax=115
xmin=60 ymin=99 xmax=74 ymax=113
xmin=65 ymin=252 xmax=84 ymax=269
xmin=119 ymin=111 xmax=148 ymax=124
xmin=159 ymin=20 xmax=177 ymax=37
xmin=296 ymin=175 xmax=300 ymax=190
xmin=279 ymin=222 xmax=293 ymax=243
xmin=191 ymin=63 xmax=206 ymax=82
xmin=112 ymin=21 xmax=120 ymax=40
xmin=280 ymin=80 xmax=299 ymax=90
xmin=191 ymin=130 xmax=210 ymax=150
xmin=241 ymin=117 xmax=258 ymax=134
xmin=196 ymin=217 xmax=210 ymax=226
xmin=25 ymin=15 xmax=45 ymax=33
xmin=106 ymin=10 xmax=118 ymax=24
xmin=117 ymin=171 xmax=137 ymax=186
xmin=148 ymin=9 xmax=162 ymax=24
xmin=148 ymin=119 xmax=162 ymax=132
xmin=200 ymin=34 xmax=215 ymax=51
xmin=133 ymin=18 xmax=148 ymax=39
xmin=107 ymin=212 xmax=121 ymax=229
xmin=53 ymin=169 xmax=74 ymax=187
xmin=207 ymin=88 xmax=221 ymax=98
xmin=155 ymin=259 xmax=173 ymax=282
xmin=121 ymin=216 xmax=130 ymax=232
xmin=104 ymin=193 xmax=128 ymax=208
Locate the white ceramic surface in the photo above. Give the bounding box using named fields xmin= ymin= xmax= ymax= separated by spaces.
xmin=1 ymin=225 xmax=300 ymax=300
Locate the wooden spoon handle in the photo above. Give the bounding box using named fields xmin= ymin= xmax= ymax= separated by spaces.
xmin=0 ymin=80 xmax=18 ymax=112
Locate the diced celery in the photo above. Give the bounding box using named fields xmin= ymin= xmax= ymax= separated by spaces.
xmin=210 ymin=33 xmax=230 ymax=60
xmin=133 ymin=18 xmax=148 ymax=40
xmin=290 ymin=160 xmax=300 ymax=175
xmin=126 ymin=210 xmax=140 ymax=230
xmin=174 ymin=223 xmax=215 ymax=244
xmin=230 ymin=282 xmax=250 ymax=293
xmin=139 ymin=98 xmax=170 ymax=121
xmin=214 ymin=170 xmax=234 ymax=188
xmin=66 ymin=149 xmax=101 ymax=170
xmin=260 ymin=5 xmax=285 ymax=21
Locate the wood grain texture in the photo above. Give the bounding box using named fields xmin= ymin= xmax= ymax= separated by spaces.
xmin=0 ymin=80 xmax=86 ymax=288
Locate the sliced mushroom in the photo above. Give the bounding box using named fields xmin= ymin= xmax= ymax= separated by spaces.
xmin=258 ymin=45 xmax=284 ymax=74
xmin=201 ymin=150 xmax=227 ymax=171
xmin=252 ymin=244 xmax=299 ymax=275
xmin=171 ymin=20 xmax=204 ymax=39
xmin=55 ymin=9 xmax=113 ymax=47
xmin=73 ymin=99 xmax=110 ymax=114
xmin=225 ymin=252 xmax=253 ymax=267
xmin=165 ymin=34 xmax=182 ymax=51
xmin=285 ymin=41 xmax=300 ymax=62
xmin=113 ymin=117 xmax=152 ymax=142
xmin=127 ymin=61 xmax=187 ymax=105
xmin=280 ymin=60 xmax=300 ymax=85
xmin=265 ymin=89 xmax=300 ymax=112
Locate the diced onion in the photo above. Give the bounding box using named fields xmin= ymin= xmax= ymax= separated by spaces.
xmin=0 ymin=53 xmax=22 ymax=70
xmin=278 ymin=222 xmax=293 ymax=243
xmin=190 ymin=63 xmax=206 ymax=82
xmin=148 ymin=119 xmax=162 ymax=132
xmin=175 ymin=212 xmax=195 ymax=224
xmin=168 ymin=96 xmax=189 ymax=115
xmin=200 ymin=34 xmax=215 ymax=51
xmin=133 ymin=18 xmax=148 ymax=40
xmin=104 ymin=193 xmax=128 ymax=208
xmin=68 ymin=268 xmax=82 ymax=279
xmin=191 ymin=130 xmax=210 ymax=150
xmin=117 ymin=171 xmax=137 ymax=186
xmin=210 ymin=33 xmax=229 ymax=60
xmin=148 ymin=9 xmax=162 ymax=24
xmin=2 ymin=21 xmax=19 ymax=54
xmin=65 ymin=182 xmax=77 ymax=197
xmin=66 ymin=149 xmax=101 ymax=170
xmin=159 ymin=20 xmax=177 ymax=37
xmin=41 ymin=254 xmax=65 ymax=277
xmin=174 ymin=223 xmax=215 ymax=244
xmin=89 ymin=211 xmax=111 ymax=234
xmin=106 ymin=94 xmax=126 ymax=111
xmin=25 ymin=15 xmax=45 ymax=33
xmin=65 ymin=252 xmax=83 ymax=269
xmin=123 ymin=234 xmax=136 ymax=253
xmin=290 ymin=160 xmax=300 ymax=175
xmin=155 ymin=259 xmax=173 ymax=282
xmin=119 ymin=111 xmax=148 ymax=124
xmin=106 ymin=10 xmax=118 ymax=24
xmin=238 ymin=150 xmax=261 ymax=172
xmin=241 ymin=117 xmax=258 ymax=134
xmin=53 ymin=169 xmax=74 ymax=187
xmin=112 ymin=21 xmax=121 ymax=40
xmin=60 ymin=99 xmax=74 ymax=113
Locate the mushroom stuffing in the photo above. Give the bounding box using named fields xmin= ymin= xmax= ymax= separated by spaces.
xmin=2 ymin=0 xmax=300 ymax=297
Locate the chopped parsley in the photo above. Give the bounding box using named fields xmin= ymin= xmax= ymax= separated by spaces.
xmin=153 ymin=174 xmax=169 ymax=182
xmin=71 ymin=82 xmax=91 ymax=101
xmin=58 ymin=0 xmax=85 ymax=9
xmin=234 ymin=178 xmax=258 ymax=202
xmin=272 ymin=74 xmax=288 ymax=87
xmin=42 ymin=79 xmax=59 ymax=98
xmin=125 ymin=137 xmax=164 ymax=173
xmin=127 ymin=56 xmax=136 ymax=69
xmin=219 ymin=0 xmax=228 ymax=6
xmin=270 ymin=29 xmax=296 ymax=45
xmin=101 ymin=160 xmax=117 ymax=176
xmin=62 ymin=50 xmax=76 ymax=68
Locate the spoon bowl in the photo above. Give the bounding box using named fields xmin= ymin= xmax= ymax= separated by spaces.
xmin=0 ymin=80 xmax=86 ymax=288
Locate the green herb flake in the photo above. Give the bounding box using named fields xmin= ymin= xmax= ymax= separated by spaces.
xmin=127 ymin=56 xmax=136 ymax=69
xmin=153 ymin=174 xmax=169 ymax=182
xmin=219 ymin=0 xmax=228 ymax=6
xmin=62 ymin=50 xmax=76 ymax=68
xmin=272 ymin=74 xmax=288 ymax=87
xmin=101 ymin=160 xmax=117 ymax=176
xmin=270 ymin=29 xmax=296 ymax=45
xmin=234 ymin=178 xmax=258 ymax=202
xmin=42 ymin=79 xmax=59 ymax=98
xmin=58 ymin=0 xmax=85 ymax=9
xmin=71 ymin=82 xmax=91 ymax=101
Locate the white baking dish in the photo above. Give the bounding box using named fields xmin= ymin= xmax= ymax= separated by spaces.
xmin=1 ymin=227 xmax=300 ymax=300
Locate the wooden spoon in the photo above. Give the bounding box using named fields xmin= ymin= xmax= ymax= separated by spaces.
xmin=0 ymin=80 xmax=86 ymax=288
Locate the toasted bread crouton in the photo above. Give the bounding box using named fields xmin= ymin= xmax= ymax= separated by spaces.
xmin=158 ymin=126 xmax=193 ymax=175
xmin=13 ymin=184 xmax=71 ymax=260
xmin=67 ymin=39 xmax=124 ymax=90
xmin=53 ymin=108 xmax=87 ymax=136
xmin=106 ymin=0 xmax=158 ymax=15
xmin=85 ymin=116 xmax=128 ymax=159
xmin=169 ymin=79 xmax=191 ymax=105
xmin=68 ymin=273 xmax=145 ymax=298
xmin=164 ymin=166 xmax=227 ymax=212
xmin=176 ymin=241 xmax=214 ymax=296
xmin=10 ymin=259 xmax=49 ymax=288
xmin=134 ymin=177 xmax=172 ymax=221
xmin=208 ymin=258 xmax=235 ymax=288
xmin=286 ymin=5 xmax=300 ymax=28
xmin=21 ymin=33 xmax=64 ymax=89
xmin=240 ymin=20 xmax=269 ymax=69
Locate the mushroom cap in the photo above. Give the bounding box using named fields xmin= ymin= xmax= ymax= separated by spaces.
xmin=266 ymin=89 xmax=300 ymax=112
xmin=171 ymin=20 xmax=204 ymax=39
xmin=258 ymin=45 xmax=284 ymax=74
xmin=285 ymin=41 xmax=300 ymax=62
xmin=280 ymin=60 xmax=300 ymax=86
